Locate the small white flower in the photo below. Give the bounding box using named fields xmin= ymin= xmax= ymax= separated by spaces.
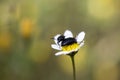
xmin=51 ymin=30 xmax=85 ymax=56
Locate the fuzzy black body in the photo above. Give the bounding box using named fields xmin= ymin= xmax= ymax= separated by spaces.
xmin=61 ymin=38 xmax=77 ymax=46
xmin=57 ymin=35 xmax=77 ymax=46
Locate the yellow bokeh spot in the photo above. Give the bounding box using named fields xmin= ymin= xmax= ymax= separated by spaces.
xmin=88 ymin=0 xmax=116 ymax=19
xmin=58 ymin=46 xmax=87 ymax=74
xmin=0 ymin=32 xmax=12 ymax=51
xmin=20 ymin=18 xmax=34 ymax=38
xmin=62 ymin=43 xmax=79 ymax=51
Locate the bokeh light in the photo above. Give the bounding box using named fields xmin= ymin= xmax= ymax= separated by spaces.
xmin=20 ymin=18 xmax=34 ymax=38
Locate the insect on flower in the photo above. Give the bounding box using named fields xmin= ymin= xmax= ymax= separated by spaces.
xmin=51 ymin=30 xmax=85 ymax=56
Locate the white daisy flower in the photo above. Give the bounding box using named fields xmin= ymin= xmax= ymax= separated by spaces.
xmin=51 ymin=30 xmax=85 ymax=56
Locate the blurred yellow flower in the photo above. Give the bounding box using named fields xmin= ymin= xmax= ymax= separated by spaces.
xmin=20 ymin=18 xmax=34 ymax=38
xmin=0 ymin=32 xmax=12 ymax=51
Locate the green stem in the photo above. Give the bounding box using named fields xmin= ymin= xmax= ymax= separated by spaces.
xmin=70 ymin=55 xmax=76 ymax=80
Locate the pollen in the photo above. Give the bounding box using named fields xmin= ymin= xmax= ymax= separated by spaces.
xmin=62 ymin=43 xmax=79 ymax=51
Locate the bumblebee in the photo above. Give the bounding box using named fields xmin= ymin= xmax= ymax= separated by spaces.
xmin=51 ymin=30 xmax=85 ymax=56
xmin=56 ymin=35 xmax=79 ymax=52
xmin=57 ymin=35 xmax=77 ymax=46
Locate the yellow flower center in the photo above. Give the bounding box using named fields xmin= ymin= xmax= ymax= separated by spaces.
xmin=62 ymin=43 xmax=79 ymax=51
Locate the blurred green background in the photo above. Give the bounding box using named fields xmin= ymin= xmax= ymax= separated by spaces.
xmin=0 ymin=0 xmax=120 ymax=80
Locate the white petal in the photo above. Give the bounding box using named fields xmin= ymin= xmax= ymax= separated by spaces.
xmin=76 ymin=31 xmax=85 ymax=43
xmin=80 ymin=41 xmax=84 ymax=47
xmin=64 ymin=30 xmax=73 ymax=38
xmin=55 ymin=47 xmax=80 ymax=56
xmin=51 ymin=44 xmax=61 ymax=50
xmin=55 ymin=51 xmax=70 ymax=56
xmin=54 ymin=34 xmax=61 ymax=44
xmin=54 ymin=39 xmax=58 ymax=45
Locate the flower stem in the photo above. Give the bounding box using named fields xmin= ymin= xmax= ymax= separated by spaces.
xmin=70 ymin=55 xmax=76 ymax=80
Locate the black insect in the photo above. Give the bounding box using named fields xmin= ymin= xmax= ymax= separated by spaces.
xmin=57 ymin=35 xmax=77 ymax=46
